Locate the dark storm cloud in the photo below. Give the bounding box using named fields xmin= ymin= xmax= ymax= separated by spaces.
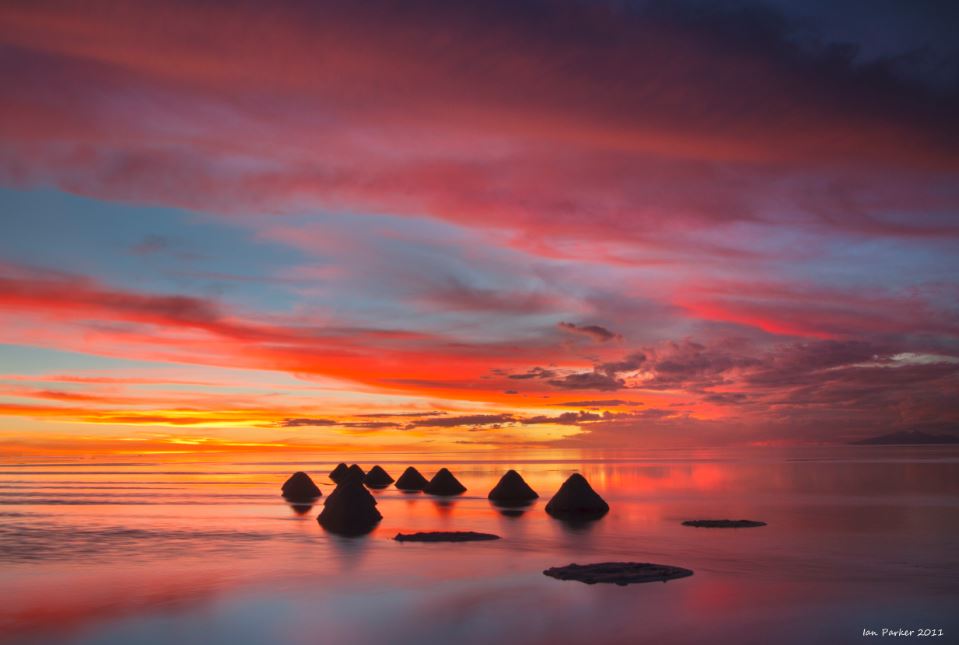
xmin=557 ymin=321 xmax=621 ymax=343
xmin=356 ymin=411 xmax=448 ymax=418
xmin=548 ymin=372 xmax=626 ymax=391
xmin=597 ymin=352 xmax=647 ymax=377
xmin=521 ymin=411 xmax=603 ymax=424
xmin=409 ymin=413 xmax=516 ymax=428
xmin=279 ymin=418 xmax=338 ymax=427
xmin=508 ymin=367 xmax=557 ymax=380
xmin=550 ymin=399 xmax=635 ymax=407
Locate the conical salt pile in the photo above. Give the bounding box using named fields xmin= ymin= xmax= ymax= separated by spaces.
xmin=281 ymin=471 xmax=321 ymax=500
xmin=324 ymin=466 xmax=369 ymax=507
xmin=364 ymin=465 xmax=394 ymax=488
xmin=346 ymin=463 xmax=366 ymax=481
xmin=318 ymin=476 xmax=382 ymax=535
xmin=424 ymin=467 xmax=467 ymax=496
xmin=329 ymin=463 xmax=349 ymax=483
xmin=394 ymin=466 xmax=429 ymax=491
xmin=544 ymin=473 xmax=608 ymax=519
xmin=488 ymin=469 xmax=538 ymax=505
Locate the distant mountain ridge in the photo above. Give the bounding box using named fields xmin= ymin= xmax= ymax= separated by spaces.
xmin=851 ymin=430 xmax=959 ymax=445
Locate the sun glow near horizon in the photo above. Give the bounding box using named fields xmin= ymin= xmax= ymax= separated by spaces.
xmin=1 ymin=0 xmax=958 ymax=457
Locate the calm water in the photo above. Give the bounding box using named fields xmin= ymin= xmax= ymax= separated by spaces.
xmin=1 ymin=447 xmax=957 ymax=645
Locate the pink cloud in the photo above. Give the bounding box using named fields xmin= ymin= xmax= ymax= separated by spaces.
xmin=1 ymin=0 xmax=957 ymax=254
xmin=673 ymin=280 xmax=959 ymax=339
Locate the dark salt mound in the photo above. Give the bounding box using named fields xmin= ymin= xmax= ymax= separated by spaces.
xmin=543 ymin=562 xmax=693 ymax=586
xmin=424 ymin=468 xmax=467 ymax=496
xmin=394 ymin=466 xmax=429 ymax=491
xmin=325 ymin=475 xmax=379 ymax=508
xmin=488 ymin=470 xmax=538 ymax=505
xmin=393 ymin=531 xmax=500 ymax=542
xmin=280 ymin=472 xmax=321 ymax=500
xmin=544 ymin=473 xmax=608 ymax=519
xmin=683 ymin=519 xmax=766 ymax=528
xmin=364 ymin=465 xmax=394 ymax=488
xmin=318 ymin=477 xmax=382 ymax=536
xmin=329 ymin=463 xmax=349 ymax=483
xmin=347 ymin=464 xmax=366 ymax=481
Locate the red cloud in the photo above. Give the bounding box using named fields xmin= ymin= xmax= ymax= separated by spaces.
xmin=1 ymin=0 xmax=957 ymax=255
xmin=0 ymin=264 xmax=558 ymax=399
xmin=674 ymin=280 xmax=959 ymax=339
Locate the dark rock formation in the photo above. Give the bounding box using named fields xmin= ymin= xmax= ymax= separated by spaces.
xmin=488 ymin=469 xmax=538 ymax=505
xmin=543 ymin=562 xmax=693 ymax=585
xmin=682 ymin=519 xmax=766 ymax=528
xmin=364 ymin=465 xmax=394 ymax=488
xmin=394 ymin=466 xmax=429 ymax=491
xmin=329 ymin=463 xmax=349 ymax=483
xmin=544 ymin=473 xmax=608 ymax=519
xmin=280 ymin=471 xmax=321 ymax=500
xmin=318 ymin=476 xmax=382 ymax=536
xmin=393 ymin=531 xmax=500 ymax=542
xmin=423 ymin=467 xmax=467 ymax=496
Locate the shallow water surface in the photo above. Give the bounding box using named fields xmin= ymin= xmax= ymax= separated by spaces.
xmin=1 ymin=447 xmax=957 ymax=644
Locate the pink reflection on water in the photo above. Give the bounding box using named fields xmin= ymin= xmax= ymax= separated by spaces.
xmin=0 ymin=447 xmax=957 ymax=644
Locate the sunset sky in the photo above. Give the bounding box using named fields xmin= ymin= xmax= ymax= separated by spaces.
xmin=1 ymin=0 xmax=957 ymax=455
